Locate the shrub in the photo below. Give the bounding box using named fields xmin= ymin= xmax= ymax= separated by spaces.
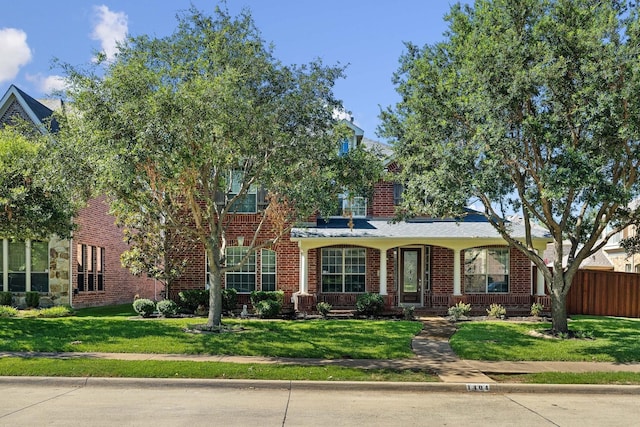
xmin=132 ymin=298 xmax=156 ymax=317
xmin=316 ymin=301 xmax=332 ymax=318
xmin=355 ymin=293 xmax=385 ymax=317
xmin=222 ymin=288 xmax=238 ymax=313
xmin=178 ymin=289 xmax=209 ymax=313
xmin=250 ymin=290 xmax=284 ymax=306
xmin=0 ymin=292 xmax=12 ymax=306
xmin=254 ymin=299 xmax=282 ymax=318
xmin=156 ymin=299 xmax=179 ymax=317
xmin=447 ymin=301 xmax=471 ymax=320
xmin=0 ymin=306 xmax=18 ymax=318
xmin=37 ymin=306 xmax=73 ymax=318
xmin=402 ymin=305 xmax=416 ymax=321
xmin=25 ymin=291 xmax=40 ymax=308
xmin=530 ymin=302 xmax=544 ymax=317
xmin=486 ymin=303 xmax=507 ymax=318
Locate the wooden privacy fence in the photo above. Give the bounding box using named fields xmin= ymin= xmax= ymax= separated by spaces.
xmin=567 ymin=270 xmax=640 ymax=318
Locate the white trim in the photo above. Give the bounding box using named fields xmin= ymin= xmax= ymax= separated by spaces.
xmin=379 ymin=248 xmax=387 ymax=295
xmin=453 ymin=249 xmax=462 ymax=295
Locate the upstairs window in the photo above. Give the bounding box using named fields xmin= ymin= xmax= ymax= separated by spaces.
xmin=335 ymin=194 xmax=367 ymax=218
xmin=228 ymin=170 xmax=257 ymax=213
xmin=393 ymin=183 xmax=404 ymax=206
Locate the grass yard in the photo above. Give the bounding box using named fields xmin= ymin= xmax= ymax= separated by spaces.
xmin=0 ymin=357 xmax=438 ymax=382
xmin=450 ymin=315 xmax=640 ymax=363
xmin=0 ymin=305 xmax=423 ymax=360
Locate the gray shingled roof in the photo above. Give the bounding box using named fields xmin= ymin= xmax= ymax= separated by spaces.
xmin=292 ymin=213 xmax=551 ymax=240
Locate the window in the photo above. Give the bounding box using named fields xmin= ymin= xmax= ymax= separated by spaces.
xmin=1 ymin=240 xmax=49 ymax=293
xmin=8 ymin=241 xmax=26 ymax=292
xmin=393 ymin=183 xmax=404 ymax=206
xmin=77 ymin=244 xmax=105 ymax=292
xmin=464 ymin=247 xmax=509 ymax=293
xmin=625 ymin=263 xmax=632 ymax=273
xmin=335 ymin=194 xmax=367 ymax=218
xmin=30 ymin=241 xmax=49 ymax=292
xmin=229 ymin=170 xmax=257 ymax=213
xmin=261 ymin=249 xmax=276 ymax=291
xmin=225 ymin=247 xmax=256 ymax=293
xmin=321 ymin=248 xmax=366 ymax=293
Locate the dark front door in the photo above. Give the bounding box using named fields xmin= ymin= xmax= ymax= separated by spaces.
xmin=400 ymin=248 xmax=421 ymax=304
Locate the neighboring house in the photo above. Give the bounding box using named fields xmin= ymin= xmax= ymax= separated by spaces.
xmin=543 ymin=198 xmax=640 ymax=274
xmin=0 ymin=85 xmax=155 ymax=308
xmin=172 ymin=120 xmax=552 ymax=315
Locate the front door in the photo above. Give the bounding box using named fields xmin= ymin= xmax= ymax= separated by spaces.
xmin=400 ymin=248 xmax=421 ymax=304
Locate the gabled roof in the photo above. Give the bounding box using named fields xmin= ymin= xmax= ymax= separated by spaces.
xmin=0 ymin=85 xmax=59 ymax=132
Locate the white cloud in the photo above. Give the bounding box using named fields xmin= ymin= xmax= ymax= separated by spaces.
xmin=91 ymin=5 xmax=128 ymax=61
xmin=0 ymin=28 xmax=32 ymax=83
xmin=26 ymin=74 xmax=67 ymax=94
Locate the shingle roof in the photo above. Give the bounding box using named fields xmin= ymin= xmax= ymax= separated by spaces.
xmin=0 ymin=85 xmax=59 ymax=132
xmin=292 ymin=212 xmax=551 ymax=241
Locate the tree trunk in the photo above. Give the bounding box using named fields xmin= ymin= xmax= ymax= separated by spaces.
xmin=207 ymin=271 xmax=223 ymax=327
xmin=549 ymin=272 xmax=569 ymax=333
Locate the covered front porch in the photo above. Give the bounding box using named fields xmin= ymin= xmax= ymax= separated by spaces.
xmin=290 ymin=216 xmax=551 ymax=315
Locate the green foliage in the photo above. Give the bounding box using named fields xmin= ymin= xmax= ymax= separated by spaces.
xmin=0 ymin=306 xmax=18 ymax=318
xmin=316 ymin=301 xmax=332 ymax=318
xmin=0 ymin=292 xmax=12 ymax=307
xmin=34 ymin=306 xmax=73 ymax=318
xmin=380 ymin=0 xmax=640 ymax=333
xmin=355 ymin=293 xmax=385 ymax=317
xmin=178 ymin=290 xmax=209 ymax=313
xmin=156 ymin=300 xmax=179 ymax=317
xmin=25 ymin=292 xmax=40 ymax=309
xmin=132 ymin=298 xmax=156 ymax=318
xmin=250 ymin=290 xmax=284 ymax=307
xmin=486 ymin=303 xmax=507 ymax=318
xmin=61 ymin=6 xmax=381 ymax=328
xmin=448 ymin=301 xmax=471 ymax=320
xmin=530 ymin=302 xmax=544 ymax=317
xmin=0 ymin=127 xmax=79 ymax=240
xmin=402 ymin=305 xmax=416 ymax=321
xmin=254 ymin=299 xmax=282 ymax=319
xmin=222 ymin=288 xmax=238 ymax=313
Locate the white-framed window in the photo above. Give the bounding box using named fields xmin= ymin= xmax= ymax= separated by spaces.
xmin=225 ymin=247 xmax=256 ymax=293
xmin=625 ymin=263 xmax=632 ymax=273
xmin=261 ymin=249 xmax=276 ymax=291
xmin=335 ymin=194 xmax=367 ymax=218
xmin=321 ymin=247 xmax=366 ymax=293
xmin=464 ymin=247 xmax=509 ymax=293
xmin=1 ymin=239 xmax=49 ymax=293
xmin=229 ymin=170 xmax=257 ymax=213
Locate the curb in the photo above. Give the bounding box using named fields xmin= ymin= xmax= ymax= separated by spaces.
xmin=1 ymin=376 xmax=639 ymax=395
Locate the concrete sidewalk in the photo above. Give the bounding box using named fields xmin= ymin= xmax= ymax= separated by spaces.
xmin=2 ymin=317 xmax=640 ymax=385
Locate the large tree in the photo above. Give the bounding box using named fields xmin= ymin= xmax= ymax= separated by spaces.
xmin=0 ymin=125 xmax=78 ymax=240
xmin=61 ymin=6 xmax=381 ymax=327
xmin=381 ymin=0 xmax=640 ymax=333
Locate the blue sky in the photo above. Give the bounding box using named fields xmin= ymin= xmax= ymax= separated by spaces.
xmin=0 ymin=1 xmax=465 ymax=141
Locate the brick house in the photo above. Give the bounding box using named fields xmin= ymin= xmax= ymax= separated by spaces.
xmin=171 ymin=120 xmax=552 ymax=315
xmin=0 ymin=85 xmax=155 ymax=308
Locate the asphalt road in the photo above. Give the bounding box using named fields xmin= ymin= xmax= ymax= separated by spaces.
xmin=0 ymin=378 xmax=638 ymax=426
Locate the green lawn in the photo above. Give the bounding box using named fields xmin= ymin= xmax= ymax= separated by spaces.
xmin=0 ymin=358 xmax=437 ymax=382
xmin=490 ymin=372 xmax=640 ymax=385
xmin=0 ymin=305 xmax=423 ymax=360
xmin=450 ymin=315 xmax=640 ymax=362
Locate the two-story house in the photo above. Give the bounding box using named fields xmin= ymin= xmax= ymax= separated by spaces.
xmin=171 ymin=120 xmax=552 ymax=315
xmin=0 ymin=85 xmax=155 ymax=308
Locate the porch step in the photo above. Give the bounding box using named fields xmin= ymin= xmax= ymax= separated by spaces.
xmin=326 ymin=309 xmax=356 ymax=319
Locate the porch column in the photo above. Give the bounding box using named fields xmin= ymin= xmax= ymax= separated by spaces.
xmin=25 ymin=239 xmax=31 ymax=292
xmin=453 ymin=248 xmax=462 ymax=295
xmin=536 ymin=268 xmax=546 ymax=296
xmin=379 ymin=248 xmax=387 ymax=295
xmin=298 ymin=247 xmax=308 ymax=294
xmin=2 ymin=239 xmax=7 ymax=292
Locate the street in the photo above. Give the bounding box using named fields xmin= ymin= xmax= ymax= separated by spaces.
xmin=0 ymin=378 xmax=638 ymax=426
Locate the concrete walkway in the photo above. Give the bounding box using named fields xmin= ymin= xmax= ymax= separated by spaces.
xmin=1 ymin=317 xmax=640 ymax=384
